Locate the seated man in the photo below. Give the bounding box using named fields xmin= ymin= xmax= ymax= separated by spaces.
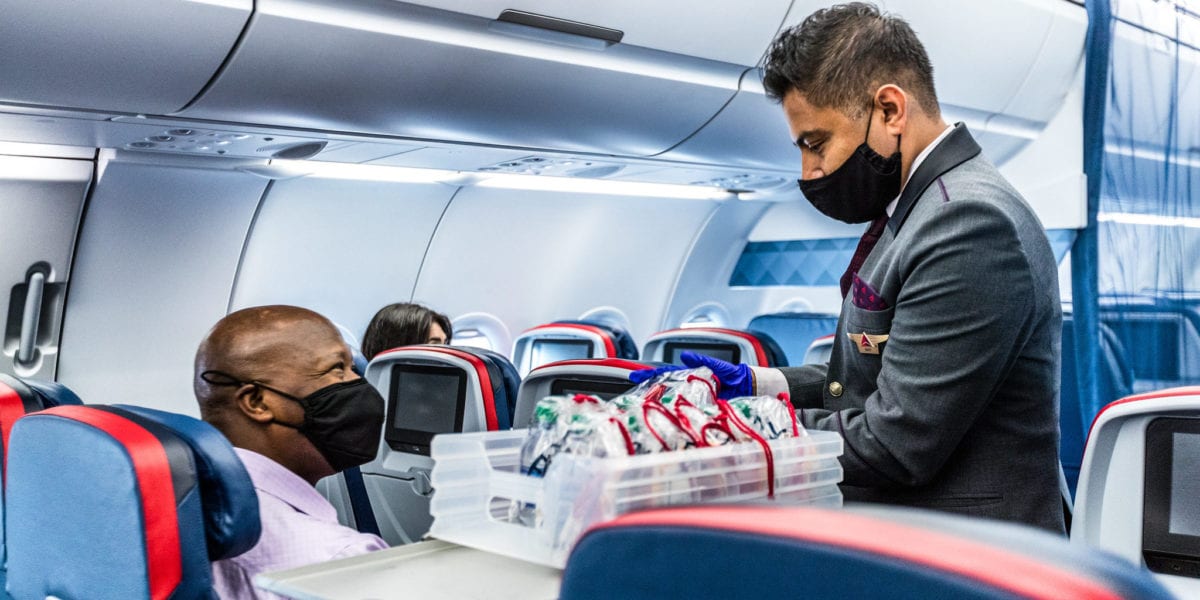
xmin=195 ymin=305 xmax=388 ymax=598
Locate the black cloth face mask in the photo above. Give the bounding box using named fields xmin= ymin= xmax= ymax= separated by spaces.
xmin=202 ymin=371 xmax=386 ymax=473
xmin=797 ymin=108 xmax=902 ymax=224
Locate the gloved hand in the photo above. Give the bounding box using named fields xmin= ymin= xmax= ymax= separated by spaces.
xmin=628 ymin=351 xmax=755 ymax=399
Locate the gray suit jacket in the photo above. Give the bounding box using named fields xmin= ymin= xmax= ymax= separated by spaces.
xmin=781 ymin=124 xmax=1064 ymax=533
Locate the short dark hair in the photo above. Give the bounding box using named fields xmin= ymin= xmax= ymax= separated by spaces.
xmin=762 ymin=2 xmax=939 ymax=117
xmin=361 ymin=303 xmax=453 ymax=359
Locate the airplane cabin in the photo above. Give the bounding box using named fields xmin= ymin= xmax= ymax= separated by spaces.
xmin=1 ymin=0 xmax=1199 ymax=598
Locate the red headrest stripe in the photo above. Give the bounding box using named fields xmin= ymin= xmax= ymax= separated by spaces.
xmin=524 ymin=324 xmax=617 ymax=358
xmin=382 ymin=347 xmax=499 ymax=431
xmin=534 ymin=358 xmax=650 ymax=372
xmin=0 ymin=383 xmax=25 ymax=476
xmin=594 ymin=507 xmax=1120 ymax=600
xmin=40 ymin=406 xmax=183 ymax=600
xmin=1085 ymin=386 xmax=1200 ymax=444
xmin=658 ymin=328 xmax=769 ymax=366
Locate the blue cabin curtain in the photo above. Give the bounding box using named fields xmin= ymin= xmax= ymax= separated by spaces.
xmin=1066 ymin=0 xmax=1200 ymax=492
xmin=1082 ymin=0 xmax=1200 ymax=415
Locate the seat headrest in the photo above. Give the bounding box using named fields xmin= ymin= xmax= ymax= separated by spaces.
xmin=642 ymin=327 xmax=788 ymax=368
xmin=114 ymin=404 xmax=261 ymax=560
xmin=748 ymin=312 xmax=839 ymax=366
xmin=0 ymin=375 xmax=84 ymax=410
xmin=5 ymin=405 xmax=256 ymax=599
xmin=745 ymin=328 xmax=788 ymax=368
xmin=370 ymin=345 xmax=520 ymax=430
xmin=551 ymin=320 xmax=640 ymax=360
xmin=512 ymin=358 xmax=660 ymax=427
xmin=0 ymin=374 xmax=83 ymax=476
xmin=562 ymin=505 xmax=1174 ymax=600
xmin=0 ymin=374 xmax=83 ymax=413
xmin=512 ymin=320 xmax=640 ymax=376
xmin=349 ymin=343 xmax=369 ymax=376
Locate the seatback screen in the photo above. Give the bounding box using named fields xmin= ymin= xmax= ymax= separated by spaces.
xmin=1143 ymin=417 xmax=1200 ymax=577
xmin=530 ymin=339 xmax=593 ymax=369
xmin=549 ymin=377 xmax=634 ymax=401
xmin=1171 ymin=432 xmax=1200 ymax=536
xmin=663 ymin=341 xmax=740 ymax=365
xmin=385 ymin=363 xmax=466 ymax=455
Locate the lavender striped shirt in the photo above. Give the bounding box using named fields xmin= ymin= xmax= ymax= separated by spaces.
xmin=212 ymin=448 xmax=388 ymax=599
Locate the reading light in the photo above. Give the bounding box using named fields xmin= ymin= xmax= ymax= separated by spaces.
xmin=1098 ymin=212 xmax=1200 ymax=229
xmin=269 ymin=159 xmax=459 ymax=183
xmin=245 ymin=159 xmax=737 ymax=200
xmin=477 ymin=172 xmax=735 ymax=200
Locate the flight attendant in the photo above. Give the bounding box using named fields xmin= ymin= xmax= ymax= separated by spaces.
xmin=638 ymin=3 xmax=1064 ymax=532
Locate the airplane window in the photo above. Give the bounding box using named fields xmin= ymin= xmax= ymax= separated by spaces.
xmin=680 ymin=316 xmax=719 ymax=329
xmin=448 ymin=313 xmax=511 ymax=357
xmin=452 ymin=328 xmax=493 ymax=351
xmin=776 ymin=297 xmax=815 ymax=313
xmin=679 ymin=302 xmax=730 ymax=329
xmin=579 ymin=306 xmax=632 ymax=334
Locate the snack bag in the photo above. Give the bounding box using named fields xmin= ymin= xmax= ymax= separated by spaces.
xmin=725 ymin=394 xmax=804 ymax=441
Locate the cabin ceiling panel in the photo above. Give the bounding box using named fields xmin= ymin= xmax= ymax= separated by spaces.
xmin=228 ymin=178 xmax=456 ymax=339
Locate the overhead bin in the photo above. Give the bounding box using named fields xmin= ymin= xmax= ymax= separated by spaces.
xmin=657 ymin=69 xmax=799 ymax=172
xmin=776 ymin=0 xmax=1084 ymax=126
xmin=0 ymin=0 xmax=252 ymax=114
xmin=663 ymin=0 xmax=1084 ymax=174
xmin=401 ymin=0 xmax=793 ymax=67
xmin=178 ymin=0 xmax=749 ymax=156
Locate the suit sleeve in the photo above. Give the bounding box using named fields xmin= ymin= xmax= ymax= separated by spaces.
xmin=799 ymin=200 xmax=1036 ymax=488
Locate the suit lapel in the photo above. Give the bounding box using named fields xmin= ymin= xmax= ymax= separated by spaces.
xmin=887 ymin=123 xmax=982 ymax=235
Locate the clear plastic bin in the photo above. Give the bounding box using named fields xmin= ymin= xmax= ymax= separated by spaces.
xmin=428 ymin=429 xmax=844 ymax=568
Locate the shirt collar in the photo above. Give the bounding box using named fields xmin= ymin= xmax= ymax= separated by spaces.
xmin=233 ymin=447 xmax=338 ymax=521
xmin=886 ymin=124 xmax=956 ymax=217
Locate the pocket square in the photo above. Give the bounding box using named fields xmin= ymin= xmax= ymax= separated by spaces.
xmin=852 ymin=273 xmax=889 ymax=311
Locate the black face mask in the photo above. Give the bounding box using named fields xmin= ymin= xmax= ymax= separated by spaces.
xmin=202 ymin=371 xmax=385 ymax=473
xmin=797 ymin=109 xmax=902 ymax=224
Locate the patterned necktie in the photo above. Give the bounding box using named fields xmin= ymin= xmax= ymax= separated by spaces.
xmin=840 ymin=215 xmax=889 ymax=299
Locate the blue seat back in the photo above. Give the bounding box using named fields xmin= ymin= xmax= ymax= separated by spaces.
xmin=0 ymin=375 xmax=83 ymax=571
xmin=748 ymin=312 xmax=839 ymax=365
xmin=1098 ymin=298 xmax=1200 ymax=391
xmin=562 ymin=505 xmax=1174 ymax=600
xmin=1060 ymin=315 xmax=1133 ymax=496
xmin=5 ymin=405 xmax=259 ymax=600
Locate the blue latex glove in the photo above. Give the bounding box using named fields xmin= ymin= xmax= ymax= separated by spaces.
xmin=628 ymin=351 xmax=754 ymax=399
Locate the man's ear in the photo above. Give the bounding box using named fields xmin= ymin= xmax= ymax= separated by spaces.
xmin=875 ymin=84 xmax=908 ymax=136
xmin=234 ymin=384 xmax=274 ymax=424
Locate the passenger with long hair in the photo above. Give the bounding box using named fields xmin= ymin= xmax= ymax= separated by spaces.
xmin=361 ymin=303 xmax=453 ymax=360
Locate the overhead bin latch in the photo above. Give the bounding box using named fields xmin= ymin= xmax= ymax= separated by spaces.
xmin=491 ymin=10 xmax=624 ymax=50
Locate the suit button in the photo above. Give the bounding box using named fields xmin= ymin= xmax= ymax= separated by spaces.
xmin=829 ymin=381 xmax=843 ymax=397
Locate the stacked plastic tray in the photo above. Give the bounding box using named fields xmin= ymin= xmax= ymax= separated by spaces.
xmin=429 ymin=429 xmax=843 ymax=568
